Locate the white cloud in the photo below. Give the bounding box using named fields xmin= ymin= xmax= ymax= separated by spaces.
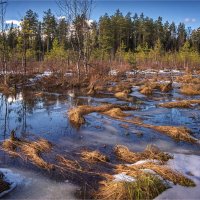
xmin=184 ymin=18 xmax=190 ymax=23
xmin=5 ymin=20 xmax=21 ymax=26
xmin=57 ymin=16 xmax=66 ymax=20
xmin=184 ymin=18 xmax=197 ymax=23
xmin=191 ymin=18 xmax=196 ymax=23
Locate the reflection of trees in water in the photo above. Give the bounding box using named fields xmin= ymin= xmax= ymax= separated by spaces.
xmin=1 ymin=90 xmax=85 ymax=139
xmin=0 ymin=90 xmax=67 ymax=138
xmin=0 ymin=94 xmax=9 ymax=139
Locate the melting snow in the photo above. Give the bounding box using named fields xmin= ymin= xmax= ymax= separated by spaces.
xmin=155 ymin=153 xmax=200 ymax=200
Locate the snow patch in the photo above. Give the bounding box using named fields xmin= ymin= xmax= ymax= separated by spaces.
xmin=155 ymin=153 xmax=200 ymax=200
xmin=0 ymin=168 xmax=26 ymax=198
xmin=113 ymin=173 xmax=136 ymax=182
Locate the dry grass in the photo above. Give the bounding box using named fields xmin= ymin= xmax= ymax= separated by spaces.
xmin=159 ymin=99 xmax=200 ymax=108
xmin=140 ymin=86 xmax=153 ymax=95
xmin=126 ymin=119 xmax=197 ymax=143
xmin=180 ymin=85 xmax=200 ymax=95
xmin=115 ymin=89 xmax=131 ymax=98
xmin=103 ymin=108 xmax=130 ymax=119
xmin=1 ymin=136 xmax=53 ymax=170
xmin=114 ymin=89 xmax=134 ymax=102
xmin=117 ymin=163 xmax=195 ymax=187
xmin=150 ymin=126 xmax=197 ymax=143
xmin=96 ymin=173 xmax=167 ymax=200
xmin=176 ymin=75 xmax=200 ymax=84
xmin=114 ymin=145 xmax=172 ymax=163
xmin=68 ymin=104 xmax=136 ymax=127
xmin=81 ymin=150 xmax=109 ymax=163
xmin=160 ymin=82 xmax=173 ymax=92
xmin=70 ymin=104 xmax=198 ymax=143
xmin=57 ymin=155 xmax=82 ymax=172
xmin=107 ymin=83 xmax=132 ymax=93
xmin=138 ymin=163 xmax=195 ymax=187
xmin=0 ymin=84 xmax=15 ymax=96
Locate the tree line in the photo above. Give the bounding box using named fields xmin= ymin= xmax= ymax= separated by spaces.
xmin=1 ymin=3 xmax=200 ymax=80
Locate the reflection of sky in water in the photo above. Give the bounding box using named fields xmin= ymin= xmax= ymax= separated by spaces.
xmin=1 ymin=91 xmax=200 ymax=155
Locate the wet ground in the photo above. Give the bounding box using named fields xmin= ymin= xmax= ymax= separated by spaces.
xmin=0 ymin=74 xmax=200 ymax=199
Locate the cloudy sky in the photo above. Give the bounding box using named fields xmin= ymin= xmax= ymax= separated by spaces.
xmin=4 ymin=0 xmax=200 ymax=29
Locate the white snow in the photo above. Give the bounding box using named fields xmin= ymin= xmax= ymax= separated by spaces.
xmin=0 ymin=167 xmax=78 ymax=199
xmin=155 ymin=153 xmax=200 ymax=200
xmin=113 ymin=172 xmax=136 ymax=182
xmin=109 ymin=70 xmax=118 ymax=76
xmin=128 ymin=159 xmax=161 ymax=166
xmin=29 ymin=71 xmax=52 ymax=83
xmin=0 ymin=168 xmax=26 ymax=198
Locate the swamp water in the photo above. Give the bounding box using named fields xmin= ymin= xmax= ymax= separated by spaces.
xmin=0 ymin=86 xmax=200 ymax=199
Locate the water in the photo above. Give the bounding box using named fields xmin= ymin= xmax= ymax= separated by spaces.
xmin=0 ymin=86 xmax=200 ymax=198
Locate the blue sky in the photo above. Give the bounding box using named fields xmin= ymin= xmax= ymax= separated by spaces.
xmin=4 ymin=0 xmax=200 ymax=29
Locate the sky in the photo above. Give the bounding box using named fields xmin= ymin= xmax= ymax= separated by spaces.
xmin=3 ymin=0 xmax=200 ymax=29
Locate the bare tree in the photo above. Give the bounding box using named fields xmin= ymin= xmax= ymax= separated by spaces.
xmin=57 ymin=0 xmax=93 ymax=79
xmin=0 ymin=0 xmax=7 ymax=85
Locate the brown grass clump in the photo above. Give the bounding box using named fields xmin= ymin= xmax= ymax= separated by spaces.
xmin=176 ymin=74 xmax=200 ymax=84
xmin=143 ymin=145 xmax=173 ymax=162
xmin=119 ymin=162 xmax=195 ymax=187
xmin=115 ymin=90 xmax=130 ymax=98
xmin=140 ymin=86 xmax=153 ymax=95
xmin=116 ymin=163 xmax=195 ymax=188
xmin=137 ymin=163 xmax=196 ymax=187
xmin=96 ymin=173 xmax=167 ymax=200
xmin=1 ymin=136 xmax=53 ymax=170
xmin=103 ymin=108 xmax=130 ymax=119
xmin=160 ymin=82 xmax=173 ymax=92
xmin=151 ymin=126 xmax=197 ymax=143
xmin=180 ymin=85 xmax=200 ymax=95
xmin=114 ymin=145 xmax=139 ymax=163
xmin=68 ymin=104 xmax=136 ymax=127
xmin=107 ymin=83 xmax=132 ymax=93
xmin=114 ymin=89 xmax=134 ymax=102
xmin=81 ymin=150 xmax=109 ymax=163
xmin=159 ymin=99 xmax=200 ymax=108
xmin=114 ymin=145 xmax=172 ymax=164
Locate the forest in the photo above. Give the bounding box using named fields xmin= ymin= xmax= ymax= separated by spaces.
xmin=1 ymin=5 xmax=200 ymax=80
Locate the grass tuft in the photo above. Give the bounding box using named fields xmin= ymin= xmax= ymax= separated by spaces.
xmin=114 ymin=145 xmax=172 ymax=163
xmin=1 ymin=135 xmax=53 ymax=170
xmin=159 ymin=99 xmax=200 ymax=108
xmin=81 ymin=150 xmax=109 ymax=163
